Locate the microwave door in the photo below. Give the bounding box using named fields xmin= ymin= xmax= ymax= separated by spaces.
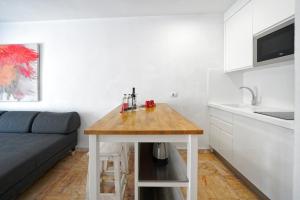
xmin=254 ymin=19 xmax=294 ymax=67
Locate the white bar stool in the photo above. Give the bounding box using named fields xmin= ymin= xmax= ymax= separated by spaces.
xmin=86 ymin=142 xmax=129 ymax=200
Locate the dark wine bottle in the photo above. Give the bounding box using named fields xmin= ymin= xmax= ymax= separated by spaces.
xmin=132 ymin=87 xmax=136 ymax=109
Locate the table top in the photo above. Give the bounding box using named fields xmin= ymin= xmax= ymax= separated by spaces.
xmin=84 ymin=103 xmax=203 ymax=135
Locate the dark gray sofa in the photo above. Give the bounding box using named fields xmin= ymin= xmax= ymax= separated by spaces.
xmin=0 ymin=111 xmax=80 ymax=200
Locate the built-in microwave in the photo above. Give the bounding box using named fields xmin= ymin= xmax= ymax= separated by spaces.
xmin=254 ymin=19 xmax=294 ymax=66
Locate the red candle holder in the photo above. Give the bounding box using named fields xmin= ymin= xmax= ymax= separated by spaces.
xmin=145 ymin=100 xmax=156 ymax=108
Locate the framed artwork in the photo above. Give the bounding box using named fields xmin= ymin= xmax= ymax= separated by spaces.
xmin=0 ymin=44 xmax=40 ymax=101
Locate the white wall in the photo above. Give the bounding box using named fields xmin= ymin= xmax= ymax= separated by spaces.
xmin=294 ymin=0 xmax=300 ymax=198
xmin=242 ymin=62 xmax=295 ymax=109
xmin=207 ymin=68 xmax=243 ymax=104
xmin=0 ymin=15 xmax=224 ymax=148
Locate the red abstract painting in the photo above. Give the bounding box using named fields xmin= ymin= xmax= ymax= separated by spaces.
xmin=0 ymin=44 xmax=39 ymax=101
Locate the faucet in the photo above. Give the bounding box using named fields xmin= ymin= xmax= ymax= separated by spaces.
xmin=240 ymin=87 xmax=258 ymax=106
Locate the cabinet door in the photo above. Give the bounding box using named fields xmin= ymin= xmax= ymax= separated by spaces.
xmin=210 ymin=116 xmax=233 ymax=163
xmin=233 ymin=115 xmax=294 ymax=200
xmin=209 ymin=124 xmax=219 ymax=151
xmin=218 ymin=130 xmax=233 ymax=163
xmin=253 ymin=0 xmax=295 ymax=34
xmin=224 ymin=1 xmax=253 ymax=72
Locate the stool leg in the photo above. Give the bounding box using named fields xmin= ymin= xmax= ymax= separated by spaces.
xmin=86 ymin=163 xmax=89 ymax=200
xmin=122 ymin=144 xmax=129 ymax=174
xmin=114 ymin=156 xmax=121 ymax=200
xmin=103 ymin=160 xmax=108 ymax=172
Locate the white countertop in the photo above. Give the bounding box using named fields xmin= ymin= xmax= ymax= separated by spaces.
xmin=208 ymin=103 xmax=294 ymax=130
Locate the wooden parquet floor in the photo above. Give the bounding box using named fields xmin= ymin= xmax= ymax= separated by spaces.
xmin=18 ymin=150 xmax=259 ymax=200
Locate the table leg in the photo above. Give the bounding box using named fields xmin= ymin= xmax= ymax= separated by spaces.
xmin=88 ymin=135 xmax=100 ymax=200
xmin=134 ymin=142 xmax=139 ymax=200
xmin=187 ymin=135 xmax=198 ymax=200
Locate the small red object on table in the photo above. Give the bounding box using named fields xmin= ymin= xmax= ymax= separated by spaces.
xmin=145 ymin=100 xmax=156 ymax=108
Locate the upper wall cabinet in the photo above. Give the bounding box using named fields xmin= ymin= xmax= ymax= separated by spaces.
xmin=253 ymin=0 xmax=295 ymax=35
xmin=224 ymin=0 xmax=253 ymax=72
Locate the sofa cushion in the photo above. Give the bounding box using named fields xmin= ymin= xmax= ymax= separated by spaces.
xmin=0 ymin=132 xmax=77 ymax=195
xmin=0 ymin=111 xmax=6 ymax=116
xmin=32 ymin=112 xmax=80 ymax=134
xmin=0 ymin=111 xmax=39 ymax=133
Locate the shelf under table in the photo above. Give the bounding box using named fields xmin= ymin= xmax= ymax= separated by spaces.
xmin=138 ymin=143 xmax=188 ymax=187
xmin=139 ymin=187 xmax=184 ymax=200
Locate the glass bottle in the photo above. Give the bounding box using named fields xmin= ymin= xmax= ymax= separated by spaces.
xmin=127 ymin=94 xmax=132 ymax=109
xmin=132 ymin=87 xmax=137 ymax=109
xmin=122 ymin=94 xmax=128 ymax=110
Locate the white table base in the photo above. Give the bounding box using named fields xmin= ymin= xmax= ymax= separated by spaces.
xmin=88 ymin=135 xmax=199 ymax=200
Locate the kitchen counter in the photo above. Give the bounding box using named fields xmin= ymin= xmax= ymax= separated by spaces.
xmin=208 ymin=103 xmax=294 ymax=130
xmin=85 ymin=103 xmax=203 ymax=135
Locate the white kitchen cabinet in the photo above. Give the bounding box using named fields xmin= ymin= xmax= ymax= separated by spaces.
xmin=218 ymin=130 xmax=233 ymax=163
xmin=253 ymin=0 xmax=295 ymax=35
xmin=233 ymin=115 xmax=294 ymax=200
xmin=233 ymin=115 xmax=293 ymax=200
xmin=224 ymin=0 xmax=253 ymax=72
xmin=209 ymin=107 xmax=233 ymax=124
xmin=209 ymin=107 xmax=294 ymax=200
xmin=209 ymin=124 xmax=219 ymax=151
xmin=209 ymin=115 xmax=233 ymax=163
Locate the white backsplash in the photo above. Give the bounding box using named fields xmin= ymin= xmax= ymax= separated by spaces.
xmin=243 ymin=62 xmax=295 ymax=110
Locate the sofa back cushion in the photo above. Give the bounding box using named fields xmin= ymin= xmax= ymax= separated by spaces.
xmin=32 ymin=112 xmax=80 ymax=134
xmin=0 ymin=111 xmax=39 ymax=133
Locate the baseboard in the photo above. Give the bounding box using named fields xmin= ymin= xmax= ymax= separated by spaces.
xmin=212 ymin=149 xmax=270 ymax=200
xmin=76 ymin=147 xmax=88 ymax=152
xmin=198 ymin=149 xmax=212 ymax=153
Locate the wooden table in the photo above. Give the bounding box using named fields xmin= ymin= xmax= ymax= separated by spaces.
xmin=85 ymin=103 xmax=203 ymax=200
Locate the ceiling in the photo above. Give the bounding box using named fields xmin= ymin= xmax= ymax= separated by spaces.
xmin=0 ymin=0 xmax=237 ymax=22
